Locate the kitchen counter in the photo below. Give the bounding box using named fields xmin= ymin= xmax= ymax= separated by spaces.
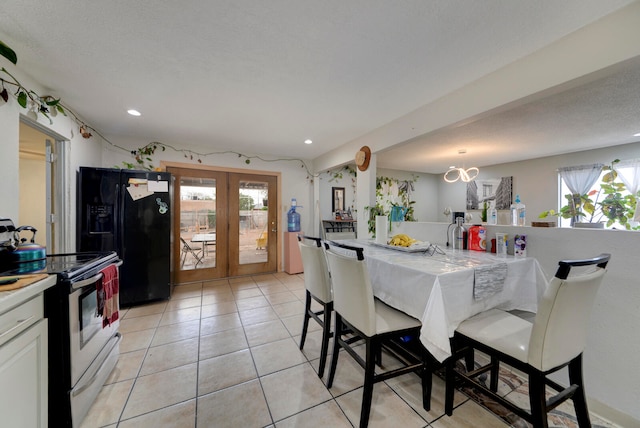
xmin=0 ymin=274 xmax=56 ymax=313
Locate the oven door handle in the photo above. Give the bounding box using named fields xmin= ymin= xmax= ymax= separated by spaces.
xmin=71 ymin=332 xmax=122 ymax=397
xmin=70 ymin=260 xmax=123 ymax=291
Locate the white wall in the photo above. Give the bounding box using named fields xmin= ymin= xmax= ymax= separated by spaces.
xmin=0 ymin=97 xmax=21 ymax=221
xmin=18 ymin=157 xmax=46 ymax=235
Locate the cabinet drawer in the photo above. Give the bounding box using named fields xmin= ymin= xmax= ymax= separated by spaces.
xmin=0 ymin=294 xmax=43 ymax=346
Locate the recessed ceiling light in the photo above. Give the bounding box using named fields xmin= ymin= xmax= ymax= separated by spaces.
xmin=127 ymin=109 xmax=141 ymax=116
xmin=304 ymin=139 xmax=313 ymax=145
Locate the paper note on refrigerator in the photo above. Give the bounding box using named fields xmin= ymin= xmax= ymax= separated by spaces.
xmin=127 ymin=184 xmax=154 ymax=201
xmin=148 ymin=180 xmax=169 ymax=192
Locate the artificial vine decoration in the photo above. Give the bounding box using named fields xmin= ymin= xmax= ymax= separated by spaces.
xmin=327 ymin=165 xmax=356 ymax=182
xmin=121 ymin=141 xmax=317 ymax=180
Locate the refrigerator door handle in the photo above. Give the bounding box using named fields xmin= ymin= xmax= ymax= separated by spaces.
xmin=119 ymin=183 xmax=126 ymax=256
xmin=114 ymin=182 xmax=120 ymax=252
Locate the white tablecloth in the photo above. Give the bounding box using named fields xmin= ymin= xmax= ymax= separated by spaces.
xmin=340 ymin=240 xmax=548 ymax=362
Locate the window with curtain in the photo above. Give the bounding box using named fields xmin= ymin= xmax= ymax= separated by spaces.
xmin=558 ymin=161 xmax=639 ymax=229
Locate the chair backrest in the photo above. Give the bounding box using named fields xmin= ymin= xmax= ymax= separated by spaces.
xmin=297 ymin=235 xmax=332 ymax=303
xmin=324 ymin=231 xmax=357 ymax=241
xmin=528 ymin=253 xmax=610 ymax=371
xmin=323 ymin=241 xmax=376 ymax=337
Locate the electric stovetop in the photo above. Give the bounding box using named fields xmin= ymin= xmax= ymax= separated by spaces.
xmin=0 ymin=251 xmax=118 ymax=280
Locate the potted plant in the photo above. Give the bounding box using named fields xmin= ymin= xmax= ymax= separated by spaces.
xmin=365 ymin=204 xmax=387 ymax=237
xmin=539 ymin=160 xmax=638 ymax=229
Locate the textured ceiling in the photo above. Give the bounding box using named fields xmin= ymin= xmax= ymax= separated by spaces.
xmin=0 ymin=0 xmax=635 ymax=168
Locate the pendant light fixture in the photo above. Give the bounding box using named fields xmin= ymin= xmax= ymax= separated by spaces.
xmin=444 ymin=149 xmax=479 ymax=183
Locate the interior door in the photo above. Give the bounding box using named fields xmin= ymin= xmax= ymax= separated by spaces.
xmin=169 ymin=166 xmax=278 ymax=282
xmin=228 ymin=173 xmax=278 ymax=276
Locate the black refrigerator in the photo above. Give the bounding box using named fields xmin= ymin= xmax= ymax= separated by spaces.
xmin=77 ymin=167 xmax=173 ymax=306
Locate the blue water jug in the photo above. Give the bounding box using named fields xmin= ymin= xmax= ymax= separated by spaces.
xmin=287 ymin=198 xmax=301 ymax=232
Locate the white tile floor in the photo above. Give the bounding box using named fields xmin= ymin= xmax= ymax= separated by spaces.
xmin=79 ymin=272 xmax=619 ymax=428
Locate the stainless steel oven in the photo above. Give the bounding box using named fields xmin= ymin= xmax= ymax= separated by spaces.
xmin=5 ymin=251 xmax=125 ymax=428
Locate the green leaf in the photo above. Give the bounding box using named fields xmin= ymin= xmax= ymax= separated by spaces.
xmin=0 ymin=41 xmax=17 ymax=65
xmin=16 ymin=91 xmax=27 ymax=108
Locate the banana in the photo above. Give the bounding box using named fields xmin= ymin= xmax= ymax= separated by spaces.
xmin=388 ymin=233 xmax=418 ymax=247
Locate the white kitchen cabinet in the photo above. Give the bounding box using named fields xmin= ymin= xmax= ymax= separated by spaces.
xmin=0 ymin=276 xmax=55 ymax=428
xmin=0 ymin=318 xmax=48 ymax=427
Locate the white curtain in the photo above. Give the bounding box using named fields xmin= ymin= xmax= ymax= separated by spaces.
xmin=615 ymin=159 xmax=640 ymax=221
xmin=558 ymin=164 xmax=604 ymax=224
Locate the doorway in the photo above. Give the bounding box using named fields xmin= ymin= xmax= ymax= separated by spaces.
xmin=18 ymin=118 xmax=67 ymax=254
xmin=168 ymin=166 xmax=278 ymax=283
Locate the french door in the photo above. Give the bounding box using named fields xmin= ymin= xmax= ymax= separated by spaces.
xmin=169 ymin=166 xmax=278 ymax=283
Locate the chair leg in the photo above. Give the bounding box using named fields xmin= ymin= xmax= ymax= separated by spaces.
xmin=299 ymin=291 xmax=312 ymax=350
xmin=317 ymin=302 xmax=333 ymax=378
xmin=464 ymin=347 xmax=475 ymax=371
xmin=360 ymin=337 xmax=376 ymax=428
xmin=568 ymin=354 xmax=591 ymax=428
xmin=326 ymin=314 xmax=342 ymax=389
xmin=421 ymin=349 xmax=432 ymax=412
xmin=445 ymin=355 xmax=456 ymax=416
xmin=528 ymin=371 xmax=549 ymax=428
xmin=489 ymin=355 xmax=499 ymax=392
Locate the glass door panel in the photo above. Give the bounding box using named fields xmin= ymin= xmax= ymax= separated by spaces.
xmin=229 ymin=174 xmax=277 ymax=276
xmin=180 ymin=176 xmax=217 ymax=269
xmin=169 ymin=167 xmax=228 ymax=283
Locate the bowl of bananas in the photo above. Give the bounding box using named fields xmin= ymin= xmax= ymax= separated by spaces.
xmin=373 ymin=234 xmax=431 ymax=252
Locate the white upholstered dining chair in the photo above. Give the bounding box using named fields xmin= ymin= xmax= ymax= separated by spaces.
xmin=297 ymin=235 xmax=333 ymax=378
xmin=445 ymin=253 xmax=611 ymax=428
xmin=323 ymin=240 xmax=432 ymax=428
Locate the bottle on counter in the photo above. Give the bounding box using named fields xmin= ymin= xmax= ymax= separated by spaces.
xmin=488 ymin=202 xmax=498 ymax=225
xmin=510 ymin=194 xmax=526 ymax=226
xmin=450 ymin=217 xmax=466 ymax=250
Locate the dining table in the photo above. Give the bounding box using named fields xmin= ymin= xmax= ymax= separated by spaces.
xmin=338 ymin=239 xmax=548 ymax=362
xmin=191 ymin=233 xmax=216 ymax=255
